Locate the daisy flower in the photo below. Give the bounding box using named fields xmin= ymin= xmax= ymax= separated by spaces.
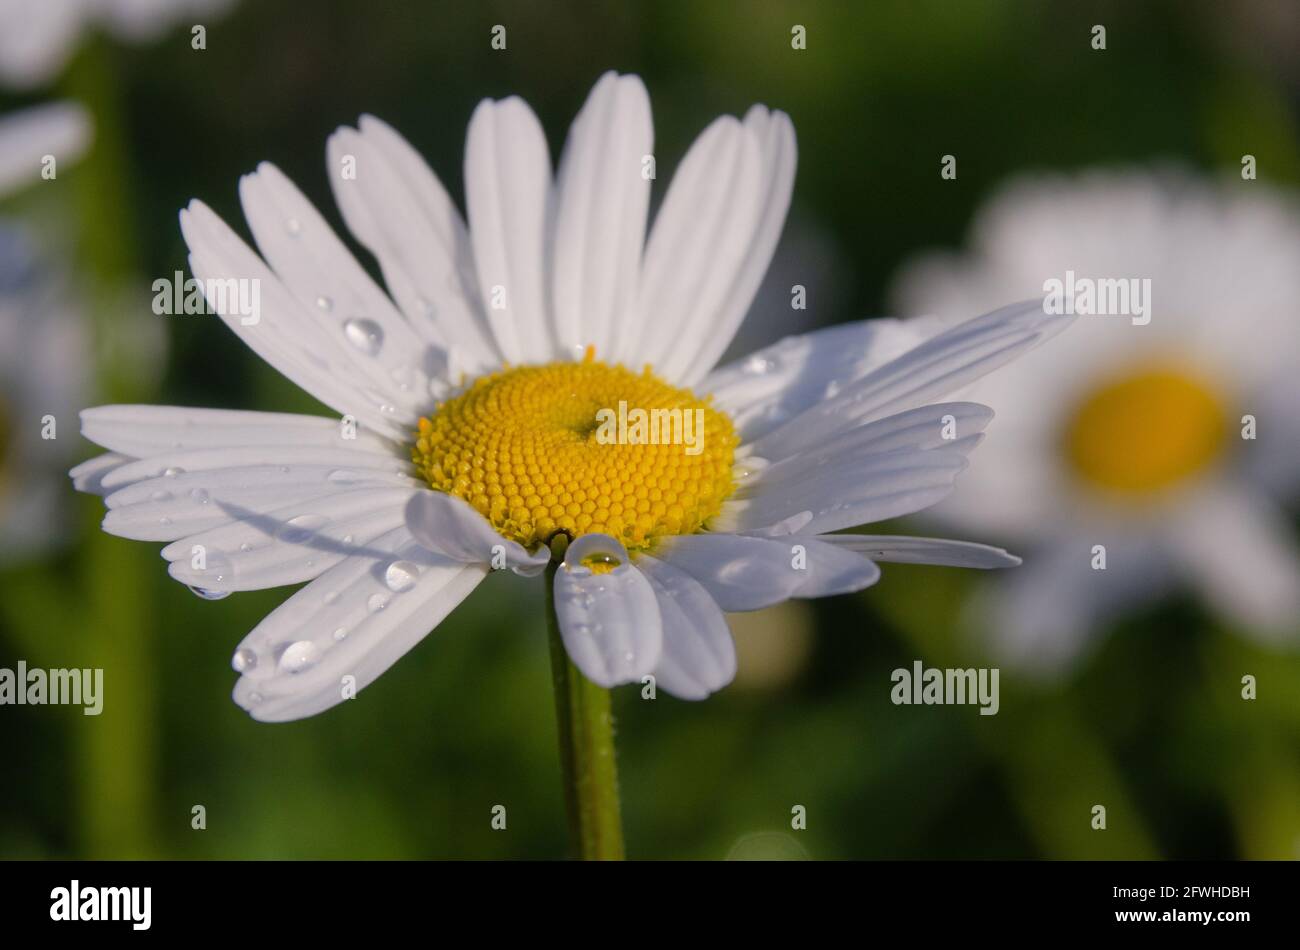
xmin=0 ymin=102 xmax=92 ymax=562
xmin=892 ymin=169 xmax=1300 ymax=672
xmin=0 ymin=0 xmax=234 ymax=89
xmin=71 ymin=72 xmax=1069 ymax=724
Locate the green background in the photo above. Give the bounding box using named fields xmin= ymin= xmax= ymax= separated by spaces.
xmin=2 ymin=0 xmax=1298 ymax=859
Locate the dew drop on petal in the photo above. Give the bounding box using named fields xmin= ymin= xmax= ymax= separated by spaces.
xmin=188 ymin=585 xmax=230 ymax=600
xmin=285 ymin=217 xmax=301 ymax=236
xmin=150 ymin=490 xmax=171 ymax=502
xmin=332 ymin=627 xmax=348 ymax=642
xmin=277 ymin=513 xmax=329 ymax=544
xmin=163 ymin=466 xmax=184 ymax=477
xmin=366 ymin=592 xmax=390 ymax=613
xmin=343 ymin=317 xmax=384 ymax=356
xmin=315 ymin=295 xmax=333 ymax=312
xmin=190 ymin=487 xmax=210 ymax=504
xmin=384 ymin=560 xmax=419 ymax=593
xmin=277 ymin=640 xmax=320 ymax=674
xmin=231 ymin=648 xmax=257 ymax=672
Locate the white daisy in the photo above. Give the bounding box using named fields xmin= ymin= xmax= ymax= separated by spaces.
xmin=1 ymin=102 xmax=92 ymax=562
xmin=892 ymin=168 xmax=1300 ymax=672
xmin=0 ymin=0 xmax=234 ymax=89
xmin=72 ymin=72 xmax=1069 ymax=721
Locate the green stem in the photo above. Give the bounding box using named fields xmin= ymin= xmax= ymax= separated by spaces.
xmin=63 ymin=38 xmax=158 ymax=859
xmin=544 ymin=562 xmax=625 ymax=860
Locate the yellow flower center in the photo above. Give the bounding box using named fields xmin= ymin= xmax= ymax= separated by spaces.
xmin=1062 ymin=362 xmax=1230 ymax=496
xmin=411 ymin=356 xmax=738 ymax=551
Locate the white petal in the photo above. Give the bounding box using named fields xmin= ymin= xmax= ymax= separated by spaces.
xmin=817 ymin=533 xmax=1020 ymax=569
xmin=98 ymin=444 xmax=411 ymax=492
xmin=740 ymin=401 xmax=992 ymax=480
xmin=654 ymin=532 xmax=879 ymax=611
xmin=464 ymin=96 xmax=555 ymax=364
xmin=0 ymin=2 xmax=81 ymax=89
xmin=633 ymin=115 xmax=765 ymax=379
xmin=680 ymin=106 xmax=796 ymax=384
xmin=164 ymin=487 xmax=416 ymax=592
xmin=701 ymin=318 xmax=932 ymax=442
xmin=237 ymin=163 xmax=434 ymax=409
xmin=79 ymin=404 xmax=399 ymax=458
xmin=1167 ymin=486 xmax=1300 ymax=643
xmin=404 ymin=490 xmax=550 ymax=576
xmin=553 ymin=534 xmax=662 ymax=687
xmin=748 ymin=300 xmax=1073 ymax=460
xmin=179 ymin=200 xmax=412 ymax=438
xmin=718 ymin=445 xmax=973 ymax=536
xmin=69 ymin=452 xmax=133 ymax=495
xmin=101 ymin=464 xmax=417 ymax=541
xmin=231 ymin=527 xmax=487 ymax=722
xmin=0 ymin=101 xmax=90 ymax=198
xmin=326 ymin=117 xmax=500 ymax=374
xmin=552 ymin=71 xmax=653 ymax=361
xmin=637 ymin=553 xmax=736 ymax=700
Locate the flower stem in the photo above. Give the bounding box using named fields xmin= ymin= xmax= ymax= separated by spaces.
xmin=544 ymin=562 xmax=626 ymax=860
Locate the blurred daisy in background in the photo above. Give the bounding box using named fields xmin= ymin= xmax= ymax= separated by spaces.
xmin=892 ymin=169 xmax=1300 ymax=673
xmin=0 ymin=0 xmax=234 ymax=88
xmin=71 ymin=71 xmax=1067 ymax=721
xmin=0 ymin=102 xmax=92 ymax=562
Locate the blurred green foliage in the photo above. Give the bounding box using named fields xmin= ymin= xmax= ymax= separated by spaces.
xmin=2 ymin=0 xmax=1298 ymax=859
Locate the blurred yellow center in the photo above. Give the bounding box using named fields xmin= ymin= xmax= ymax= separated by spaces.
xmin=412 ymin=356 xmax=737 ymax=551
xmin=1063 ymin=363 xmax=1229 ymax=495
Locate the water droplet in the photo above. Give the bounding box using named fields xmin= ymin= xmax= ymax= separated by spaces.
xmin=366 ymin=592 xmax=390 ymax=613
xmin=277 ymin=639 xmax=320 ymax=674
xmin=231 ymin=648 xmax=257 ymax=672
xmin=323 ymin=590 xmax=339 ymax=605
xmin=190 ymin=487 xmax=210 ymax=504
xmin=332 ymin=627 xmax=348 ymax=642
xmin=315 ymin=295 xmax=333 ymax=311
xmin=285 ymin=217 xmax=301 ymax=236
xmin=239 ymin=542 xmax=252 ymax=553
xmin=327 ymin=469 xmax=362 ymax=485
xmin=343 ymin=317 xmax=384 ymax=356
xmin=384 ymin=560 xmax=419 ymax=593
xmin=150 ymin=490 xmax=171 ymax=502
xmin=341 ymin=534 xmax=354 ymax=545
xmin=159 ymin=516 xmax=173 ymax=526
xmin=277 ymin=513 xmax=329 ymax=544
xmin=390 ymin=366 xmax=414 ymax=392
xmin=188 ymin=585 xmax=230 ymax=600
xmin=163 ymin=466 xmax=185 ymax=477
xmin=743 ymin=355 xmax=773 ymax=375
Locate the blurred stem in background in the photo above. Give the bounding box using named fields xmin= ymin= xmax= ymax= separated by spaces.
xmin=62 ymin=39 xmax=159 ymax=859
xmin=544 ymin=562 xmax=625 ymax=860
